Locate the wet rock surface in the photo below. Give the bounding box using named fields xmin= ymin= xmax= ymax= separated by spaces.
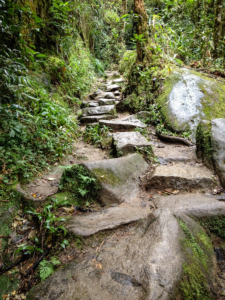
xmin=80 ymin=114 xmax=116 ymax=124
xmin=211 ymin=118 xmax=225 ymax=188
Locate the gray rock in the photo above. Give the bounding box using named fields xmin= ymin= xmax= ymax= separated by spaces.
xmin=66 ymin=203 xmax=150 ymax=236
xmin=89 ymin=102 xmax=99 ymax=107
xmin=99 ymin=119 xmax=146 ymax=131
xmin=112 ymin=132 xmax=152 ymax=156
xmin=80 ymin=115 xmax=117 ymax=124
xmin=82 ymin=105 xmax=115 ymax=116
xmin=90 ymin=89 xmax=103 ymax=100
xmin=156 ymin=68 xmax=225 ymax=140
xmin=114 ymin=91 xmax=121 ymax=96
xmin=98 ymin=99 xmax=116 ymax=106
xmin=211 ymin=118 xmax=225 ymax=188
xmin=112 ymin=78 xmax=125 ymax=84
xmin=27 ymin=193 xmax=222 ymax=300
xmin=216 ymin=194 xmax=225 ymax=201
xmin=147 ymin=163 xmax=214 ymax=190
xmin=95 ymin=92 xmax=116 ymax=101
xmin=82 ymin=153 xmax=148 ymax=205
xmin=107 ymin=84 xmax=121 ymax=92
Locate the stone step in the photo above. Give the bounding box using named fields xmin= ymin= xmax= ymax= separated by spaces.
xmin=112 ymin=132 xmax=152 ymax=156
xmin=106 ymin=84 xmax=121 ymax=92
xmin=81 ymin=153 xmax=148 ymax=205
xmin=80 ymin=114 xmax=117 ymax=124
xmin=146 ymin=164 xmax=214 ymax=190
xmin=66 ymin=203 xmax=150 ymax=236
xmin=113 ymin=78 xmax=125 ymax=84
xmin=95 ymin=92 xmax=116 ymax=101
xmin=99 ymin=119 xmax=146 ymax=131
xmin=82 ymin=105 xmax=115 ymax=116
xmin=98 ymin=98 xmax=116 ymax=106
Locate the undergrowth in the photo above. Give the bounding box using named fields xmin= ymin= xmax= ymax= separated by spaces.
xmin=84 ymin=124 xmax=112 ymax=147
xmin=59 ymin=165 xmax=101 ymax=205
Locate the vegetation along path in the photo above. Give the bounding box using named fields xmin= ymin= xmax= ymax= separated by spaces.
xmin=2 ymin=0 xmax=225 ymax=300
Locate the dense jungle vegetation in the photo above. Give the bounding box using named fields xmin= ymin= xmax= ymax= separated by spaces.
xmin=1 ymin=0 xmax=225 ymax=297
xmin=0 ymin=0 xmax=225 ymax=184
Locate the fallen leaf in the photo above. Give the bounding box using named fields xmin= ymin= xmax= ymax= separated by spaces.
xmin=157 ymin=191 xmax=164 ymax=195
xmin=32 ymin=194 xmax=37 ymax=198
xmin=48 ymin=178 xmax=56 ymax=181
xmin=96 ymin=263 xmax=102 ymax=270
xmin=165 ymin=188 xmax=172 ymax=193
xmin=172 ymin=190 xmax=179 ymax=195
xmin=72 ymin=276 xmax=76 ymax=281
xmin=148 ymin=195 xmax=152 ymax=198
xmin=3 ymin=294 xmax=7 ymax=300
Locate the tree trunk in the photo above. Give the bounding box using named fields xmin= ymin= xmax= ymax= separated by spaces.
xmin=122 ymin=0 xmax=127 ymax=30
xmin=213 ymin=0 xmax=223 ymax=57
xmin=134 ymin=0 xmax=149 ymax=62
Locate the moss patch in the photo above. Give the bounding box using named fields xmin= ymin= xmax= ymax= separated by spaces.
xmin=199 ymin=216 xmax=225 ymax=240
xmin=92 ymin=168 xmax=121 ymax=186
xmin=177 ymin=219 xmax=214 ymax=300
xmin=196 ymin=121 xmax=213 ymax=169
xmin=0 ymin=274 xmax=20 ymax=299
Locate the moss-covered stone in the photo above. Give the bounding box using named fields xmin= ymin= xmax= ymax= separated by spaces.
xmin=196 ymin=121 xmax=213 ymax=169
xmin=0 ymin=274 xmax=20 ymax=299
xmin=91 ymin=168 xmax=122 ymax=186
xmin=177 ymin=219 xmax=215 ymax=300
xmin=156 ymin=69 xmax=225 ymax=137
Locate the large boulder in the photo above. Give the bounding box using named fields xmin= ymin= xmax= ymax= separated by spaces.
xmin=81 ymin=153 xmax=148 ymax=205
xmin=211 ymin=118 xmax=225 ymax=188
xmin=156 ymin=68 xmax=225 ymax=139
xmin=27 ymin=193 xmax=224 ymax=300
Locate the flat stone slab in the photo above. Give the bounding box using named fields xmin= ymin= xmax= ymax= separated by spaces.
xmin=112 ymin=132 xmax=152 ymax=155
xmin=147 ymin=164 xmax=214 ymax=190
xmin=82 ymin=153 xmax=148 ymax=205
xmin=27 ymin=193 xmax=224 ymax=300
xmin=211 ymin=118 xmax=225 ymax=188
xmin=107 ymin=84 xmax=121 ymax=92
xmin=95 ymin=92 xmax=116 ymax=101
xmin=80 ymin=115 xmax=116 ymax=124
xmin=99 ymin=119 xmax=146 ymax=131
xmin=82 ymin=105 xmax=115 ymax=116
xmin=66 ymin=203 xmax=150 ymax=236
xmin=98 ymin=98 xmax=116 ymax=106
xmin=113 ymin=78 xmax=125 ymax=84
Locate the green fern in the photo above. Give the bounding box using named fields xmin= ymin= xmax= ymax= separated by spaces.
xmin=39 ymin=257 xmax=60 ymax=282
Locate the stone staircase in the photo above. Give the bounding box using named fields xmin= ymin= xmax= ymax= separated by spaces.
xmin=25 ymin=71 xmax=225 ymax=300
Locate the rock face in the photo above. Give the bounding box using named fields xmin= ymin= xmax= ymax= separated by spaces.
xmin=98 ymin=99 xmax=116 ymax=106
xmin=66 ymin=203 xmax=150 ymax=236
xmin=112 ymin=132 xmax=152 ymax=156
xmin=147 ymin=164 xmax=214 ymax=190
xmin=99 ymin=119 xmax=146 ymax=131
xmin=82 ymin=105 xmax=115 ymax=116
xmin=156 ymin=68 xmax=225 ymax=139
xmin=113 ymin=78 xmax=125 ymax=84
xmin=81 ymin=153 xmax=148 ymax=205
xmin=211 ymin=118 xmax=225 ymax=188
xmin=27 ymin=193 xmax=223 ymax=300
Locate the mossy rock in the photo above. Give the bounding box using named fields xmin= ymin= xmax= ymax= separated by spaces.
xmin=196 ymin=120 xmax=213 ymax=169
xmin=156 ymin=68 xmax=225 ymax=139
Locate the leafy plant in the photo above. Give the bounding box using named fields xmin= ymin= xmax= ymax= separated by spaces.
xmin=39 ymin=257 xmax=61 ymax=282
xmin=59 ymin=164 xmax=101 ymax=204
xmin=84 ymin=124 xmax=112 ymax=146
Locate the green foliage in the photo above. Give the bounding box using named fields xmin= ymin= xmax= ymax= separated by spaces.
xmin=199 ymin=217 xmax=225 ymax=240
xmin=84 ymin=124 xmax=112 ymax=146
xmin=39 ymin=257 xmax=61 ymax=282
xmin=25 ymin=198 xmax=69 ymax=248
xmin=119 ymin=50 xmax=137 ymax=77
xmin=60 ymin=165 xmax=101 ymax=204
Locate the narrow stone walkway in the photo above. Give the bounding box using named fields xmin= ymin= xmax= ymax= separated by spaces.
xmin=25 ymin=70 xmax=225 ymax=300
